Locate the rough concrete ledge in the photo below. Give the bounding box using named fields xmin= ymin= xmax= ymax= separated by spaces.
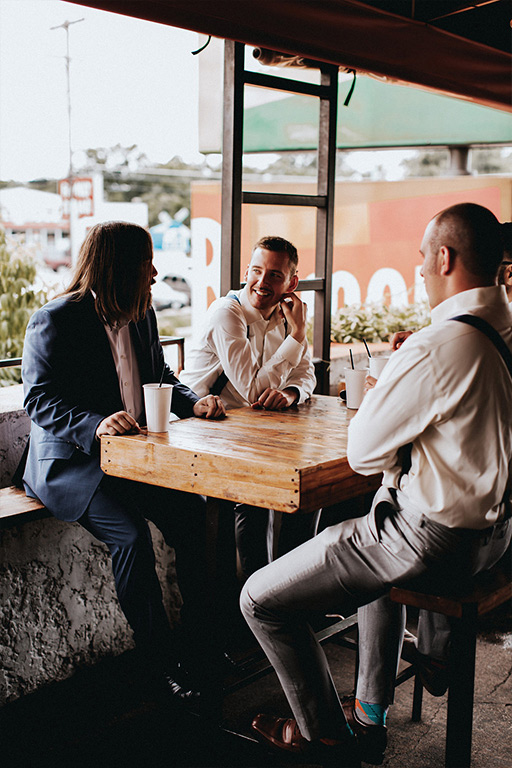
xmin=0 ymin=384 xmax=28 ymax=488
xmin=0 ymin=514 xmax=181 ymax=706
xmin=0 ymin=385 xmax=181 ymax=706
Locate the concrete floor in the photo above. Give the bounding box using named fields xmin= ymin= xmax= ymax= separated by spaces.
xmin=1 ymin=605 xmax=511 ymax=768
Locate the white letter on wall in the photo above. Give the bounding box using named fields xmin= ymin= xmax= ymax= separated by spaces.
xmin=190 ymin=218 xmax=221 ymax=342
xmin=366 ymin=268 xmax=408 ymax=307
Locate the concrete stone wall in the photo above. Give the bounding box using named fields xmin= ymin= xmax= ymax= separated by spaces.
xmin=0 ymin=386 xmax=181 ymax=706
xmin=0 ymin=386 xmax=29 ymax=489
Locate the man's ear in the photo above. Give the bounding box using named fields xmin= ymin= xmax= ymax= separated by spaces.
xmin=288 ymin=273 xmax=299 ymax=292
xmin=244 ymin=265 xmax=250 ymax=281
xmin=438 ymin=245 xmax=454 ymax=276
xmin=504 ymin=264 xmax=512 ymax=289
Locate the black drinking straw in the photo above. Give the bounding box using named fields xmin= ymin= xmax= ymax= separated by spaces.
xmin=158 ymin=364 xmax=165 ymax=387
xmin=349 ymin=349 xmax=354 ymax=369
xmin=363 ymin=339 xmax=371 ymax=358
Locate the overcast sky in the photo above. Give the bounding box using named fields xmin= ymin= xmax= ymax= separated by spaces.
xmin=0 ymin=0 xmax=205 ymax=181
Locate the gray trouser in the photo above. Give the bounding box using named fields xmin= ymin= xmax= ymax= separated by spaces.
xmin=240 ymin=487 xmax=511 ymax=741
xmin=234 ymin=504 xmax=321 ymax=578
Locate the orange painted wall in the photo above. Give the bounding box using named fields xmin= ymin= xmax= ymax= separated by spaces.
xmin=191 ymin=176 xmax=511 ymax=306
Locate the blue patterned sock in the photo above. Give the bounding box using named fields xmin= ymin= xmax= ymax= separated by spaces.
xmin=355 ymin=698 xmax=388 ymax=726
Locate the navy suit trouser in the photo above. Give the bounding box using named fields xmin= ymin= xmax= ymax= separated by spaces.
xmin=79 ymin=474 xmax=209 ymax=670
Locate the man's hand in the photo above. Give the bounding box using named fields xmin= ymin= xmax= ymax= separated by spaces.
xmin=251 ymin=387 xmax=297 ymax=411
xmin=193 ymin=395 xmax=226 ymax=419
xmin=390 ymin=330 xmax=413 ymax=350
xmin=279 ymin=292 xmax=307 ymax=344
xmin=96 ymin=411 xmax=141 ymax=439
xmin=364 ymin=374 xmax=377 ymax=394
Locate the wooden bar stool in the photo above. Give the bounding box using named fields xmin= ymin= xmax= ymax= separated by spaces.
xmin=391 ymin=556 xmax=512 ymax=768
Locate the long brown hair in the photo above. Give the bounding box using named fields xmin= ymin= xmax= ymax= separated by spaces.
xmin=62 ymin=221 xmax=154 ymax=326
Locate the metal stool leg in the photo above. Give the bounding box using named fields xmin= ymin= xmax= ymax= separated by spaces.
xmin=411 ymin=673 xmax=423 ymax=721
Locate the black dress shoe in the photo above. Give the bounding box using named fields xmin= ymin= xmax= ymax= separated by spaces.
xmin=341 ymin=695 xmax=387 ymax=765
xmin=160 ymin=668 xmax=201 ymax=712
xmin=401 ymin=633 xmax=449 ymax=696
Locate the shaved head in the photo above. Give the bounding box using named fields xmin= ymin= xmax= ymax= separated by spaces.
xmin=430 ymin=203 xmax=502 ymax=282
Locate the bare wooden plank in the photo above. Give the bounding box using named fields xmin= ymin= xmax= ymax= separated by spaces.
xmin=0 ymin=486 xmax=49 ymax=529
xmin=0 ymin=486 xmax=46 ymax=518
xmin=390 ymin=563 xmax=512 ymax=619
xmin=101 ymin=395 xmax=373 ymax=513
xmin=102 ymin=438 xmax=303 ymax=511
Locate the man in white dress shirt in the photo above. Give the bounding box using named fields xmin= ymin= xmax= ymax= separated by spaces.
xmin=378 ymin=217 xmax=512 ymax=698
xmin=240 ymin=204 xmax=512 ymax=767
xmin=181 ymin=236 xmax=317 ymax=577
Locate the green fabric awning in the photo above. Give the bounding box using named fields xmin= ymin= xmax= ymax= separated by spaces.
xmin=244 ymin=75 xmax=512 ymax=152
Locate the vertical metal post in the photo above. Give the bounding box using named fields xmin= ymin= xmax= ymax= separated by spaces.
xmin=221 ymin=41 xmax=245 ymax=294
xmin=445 ymin=604 xmax=477 ymax=767
xmin=314 ymin=65 xmax=338 ymax=393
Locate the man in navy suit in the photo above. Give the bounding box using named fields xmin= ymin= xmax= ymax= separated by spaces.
xmin=20 ymin=221 xmax=225 ymax=705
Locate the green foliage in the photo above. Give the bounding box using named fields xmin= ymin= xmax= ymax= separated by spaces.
xmin=0 ymin=228 xmax=48 ymax=385
xmin=471 ymin=147 xmax=512 ymax=175
xmin=330 ymin=301 xmax=431 ymax=343
xmin=400 ymin=149 xmax=449 ymax=177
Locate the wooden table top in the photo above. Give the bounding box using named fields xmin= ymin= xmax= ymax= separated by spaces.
xmin=100 ymin=395 xmax=381 ymax=513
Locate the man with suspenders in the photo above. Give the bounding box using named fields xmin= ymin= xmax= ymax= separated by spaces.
xmin=181 ymin=236 xmax=317 ymax=578
xmin=240 ymin=205 xmax=512 ymax=766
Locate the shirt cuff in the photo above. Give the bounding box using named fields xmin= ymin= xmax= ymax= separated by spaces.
xmin=286 ymin=385 xmax=310 ymax=405
xmin=279 ymin=335 xmax=305 ymax=368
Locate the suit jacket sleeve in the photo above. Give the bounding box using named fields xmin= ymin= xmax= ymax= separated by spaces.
xmin=22 ymin=307 xmax=105 ymax=455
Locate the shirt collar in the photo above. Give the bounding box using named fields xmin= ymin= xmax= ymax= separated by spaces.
xmin=430 ymin=285 xmax=511 ymax=327
xmin=239 ymin=285 xmax=284 ymax=329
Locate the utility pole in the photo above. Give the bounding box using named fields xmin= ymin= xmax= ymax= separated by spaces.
xmin=51 ymin=18 xmax=84 ymax=265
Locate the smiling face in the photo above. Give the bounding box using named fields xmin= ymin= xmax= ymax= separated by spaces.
xmin=244 ymin=247 xmax=299 ymax=318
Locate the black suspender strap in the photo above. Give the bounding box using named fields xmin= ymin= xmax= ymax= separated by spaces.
xmin=450 ymin=314 xmax=512 ymax=380
xmin=451 ymin=315 xmax=512 ymax=518
xmin=398 ymin=315 xmax=512 ymax=499
xmin=209 ymin=292 xmax=246 ymax=396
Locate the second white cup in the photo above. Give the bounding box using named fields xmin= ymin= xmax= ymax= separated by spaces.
xmin=143 ymin=383 xmax=173 ymax=432
xmin=344 ymin=367 xmax=367 ymax=409
xmin=369 ymin=355 xmax=391 ymax=379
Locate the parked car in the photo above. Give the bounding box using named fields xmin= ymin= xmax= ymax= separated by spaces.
xmin=151 ymin=279 xmax=189 ymax=310
xmin=161 ymin=274 xmax=191 ymax=305
xmin=43 ymin=246 xmax=71 ymax=271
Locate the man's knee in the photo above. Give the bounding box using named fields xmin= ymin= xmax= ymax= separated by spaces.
xmin=240 ymin=577 xmax=261 ymax=625
xmin=240 ymin=571 xmax=277 ymax=625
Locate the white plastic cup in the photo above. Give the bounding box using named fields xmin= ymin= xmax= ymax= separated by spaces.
xmin=143 ymin=383 xmax=173 ymax=432
xmin=369 ymin=355 xmax=391 ymax=379
xmin=344 ymin=367 xmax=367 ymax=409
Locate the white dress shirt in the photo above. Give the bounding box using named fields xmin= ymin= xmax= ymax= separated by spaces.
xmin=180 ymin=287 xmax=316 ymax=409
xmin=103 ymin=322 xmax=144 ymax=421
xmin=348 ymin=286 xmax=512 ymax=529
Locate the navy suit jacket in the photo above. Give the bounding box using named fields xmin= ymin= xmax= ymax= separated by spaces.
xmin=21 ymin=293 xmax=199 ymax=522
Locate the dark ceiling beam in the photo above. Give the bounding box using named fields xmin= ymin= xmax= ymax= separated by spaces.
xmin=67 ymin=0 xmax=512 ymax=112
xmin=428 ymin=0 xmax=503 ymax=23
